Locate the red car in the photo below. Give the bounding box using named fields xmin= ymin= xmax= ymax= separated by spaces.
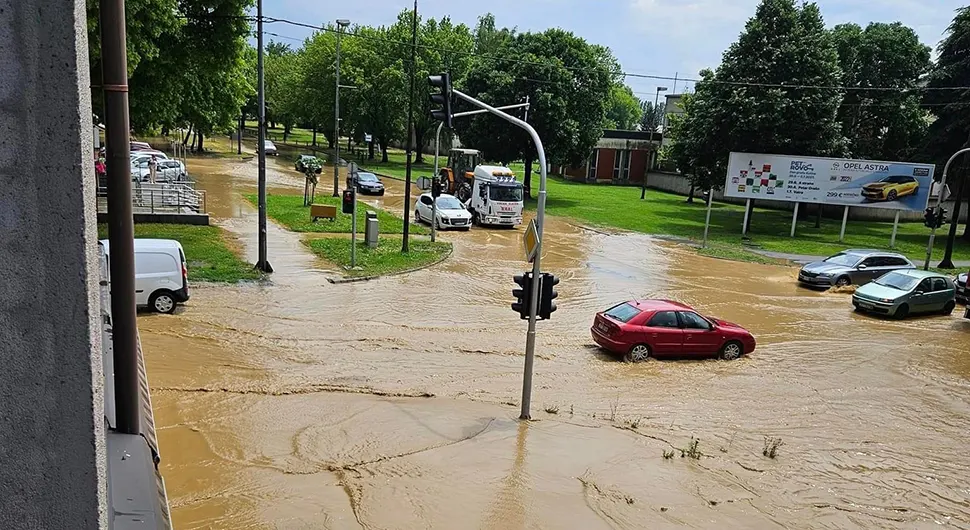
xmin=591 ymin=300 xmax=756 ymax=362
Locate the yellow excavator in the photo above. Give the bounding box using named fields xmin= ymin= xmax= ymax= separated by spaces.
xmin=436 ymin=148 xmax=481 ymax=202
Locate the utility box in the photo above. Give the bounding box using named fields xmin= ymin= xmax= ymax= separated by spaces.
xmin=365 ymin=210 xmax=378 ymax=248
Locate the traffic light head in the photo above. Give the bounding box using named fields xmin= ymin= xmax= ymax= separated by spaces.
xmin=538 ymin=273 xmax=560 ymax=320
xmin=937 ymin=207 xmax=948 ymax=229
xmin=428 ymin=73 xmax=453 ymax=128
xmin=512 ymin=272 xmax=533 ymax=320
xmin=924 ymin=207 xmax=936 ymax=228
xmin=342 ymin=188 xmax=355 ymax=214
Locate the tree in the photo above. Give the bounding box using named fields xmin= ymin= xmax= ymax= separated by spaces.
xmin=455 ymin=28 xmax=617 ymax=196
xmin=831 ymin=22 xmax=931 ymax=161
xmin=264 ymin=42 xmax=305 ymax=141
xmin=667 ymin=0 xmax=845 ymax=220
xmin=604 ymin=84 xmax=642 ymax=130
xmin=472 ymin=13 xmax=515 ymax=56
xmin=389 ymin=11 xmax=475 ymax=163
xmin=300 ymin=27 xmax=339 ymax=148
xmin=925 ymin=6 xmax=970 ymax=254
xmin=343 ymin=25 xmax=407 ymax=162
xmin=639 ymin=100 xmax=665 ymax=132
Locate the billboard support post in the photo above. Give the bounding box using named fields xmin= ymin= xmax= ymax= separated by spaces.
xmin=741 ymin=198 xmax=751 ymax=236
xmin=702 ymin=187 xmax=714 ymax=248
xmin=839 ymin=206 xmax=849 ymax=242
xmin=890 ymin=211 xmax=900 ymax=248
xmin=790 ymin=202 xmax=799 ymax=237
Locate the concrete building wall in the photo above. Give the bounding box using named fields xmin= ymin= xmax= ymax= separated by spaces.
xmin=0 ymin=0 xmax=107 ymax=528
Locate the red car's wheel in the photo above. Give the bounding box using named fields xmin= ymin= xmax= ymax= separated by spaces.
xmin=623 ymin=344 xmax=651 ymax=363
xmin=720 ymin=341 xmax=743 ymax=360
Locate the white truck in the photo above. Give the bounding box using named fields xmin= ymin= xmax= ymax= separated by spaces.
xmin=465 ymin=165 xmax=524 ymax=227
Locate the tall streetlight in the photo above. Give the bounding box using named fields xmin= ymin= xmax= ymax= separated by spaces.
xmin=642 ymin=86 xmax=668 ymax=200
xmin=333 ymin=18 xmax=351 ymax=197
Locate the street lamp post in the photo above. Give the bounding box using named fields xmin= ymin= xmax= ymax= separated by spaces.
xmin=641 ymin=86 xmax=667 ymax=200
xmin=333 ymin=18 xmax=350 ymax=197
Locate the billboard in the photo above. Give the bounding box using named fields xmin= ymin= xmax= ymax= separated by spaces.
xmin=725 ymin=152 xmax=935 ymax=212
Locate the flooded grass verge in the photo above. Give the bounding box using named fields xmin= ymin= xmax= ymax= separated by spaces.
xmin=97 ymin=223 xmax=262 ymax=282
xmin=304 ymin=236 xmax=451 ymax=278
xmin=245 ymin=194 xmax=427 ymax=235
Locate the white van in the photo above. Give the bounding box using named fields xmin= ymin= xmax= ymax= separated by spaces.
xmin=98 ymin=238 xmax=190 ymax=314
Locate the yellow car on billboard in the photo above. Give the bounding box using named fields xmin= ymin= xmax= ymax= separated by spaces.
xmin=861 ymin=175 xmax=919 ymax=202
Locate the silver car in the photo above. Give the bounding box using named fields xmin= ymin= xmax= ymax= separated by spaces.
xmin=798 ymin=249 xmax=915 ymax=288
xmin=956 ymin=272 xmax=968 ymax=304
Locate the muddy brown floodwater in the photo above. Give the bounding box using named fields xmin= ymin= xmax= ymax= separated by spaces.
xmin=140 ymin=153 xmax=970 ymax=529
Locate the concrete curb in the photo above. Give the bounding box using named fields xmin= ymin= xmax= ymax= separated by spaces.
xmin=325 ymin=242 xmax=454 ymax=284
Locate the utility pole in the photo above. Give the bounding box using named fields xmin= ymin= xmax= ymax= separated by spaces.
xmin=642 ymin=86 xmax=667 ymax=200
xmin=238 ymin=114 xmax=243 ymax=155
xmin=333 ymin=19 xmax=350 ymax=197
xmin=402 ymin=0 xmax=418 ymax=253
xmin=100 ymin=0 xmax=139 ymax=434
xmin=926 ymin=148 xmax=970 ymax=269
xmin=255 ymin=0 xmax=272 ymax=273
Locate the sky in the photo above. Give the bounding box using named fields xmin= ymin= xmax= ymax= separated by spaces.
xmin=261 ymin=0 xmax=966 ymax=100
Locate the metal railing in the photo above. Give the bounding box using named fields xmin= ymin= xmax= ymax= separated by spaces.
xmin=97 ymin=183 xmax=206 ymax=214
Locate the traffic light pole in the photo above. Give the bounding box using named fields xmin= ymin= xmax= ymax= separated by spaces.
xmin=452 ymin=89 xmax=547 ymax=420
xmin=924 ymin=147 xmax=970 ymax=270
xmin=430 ymin=102 xmax=530 ymax=243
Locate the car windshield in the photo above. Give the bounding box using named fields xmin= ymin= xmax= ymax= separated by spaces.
xmin=823 ymin=253 xmax=861 ymax=267
xmin=489 ymin=185 xmax=523 ymax=202
xmin=874 ymin=272 xmax=919 ymax=291
xmin=604 ymin=303 xmax=641 ymax=323
xmin=436 ymin=197 xmax=463 ymax=210
xmin=358 ymin=173 xmax=378 ymax=182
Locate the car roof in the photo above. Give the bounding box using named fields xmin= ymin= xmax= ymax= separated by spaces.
xmin=626 ymin=299 xmax=694 ymax=312
xmin=99 ymin=238 xmax=183 ymax=253
xmin=420 ymin=192 xmax=458 ymax=200
xmin=838 ymin=249 xmax=908 ymax=259
xmin=890 ymin=269 xmax=944 ymax=279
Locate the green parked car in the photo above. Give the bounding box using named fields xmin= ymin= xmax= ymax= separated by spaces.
xmin=852 ymin=269 xmax=956 ymax=319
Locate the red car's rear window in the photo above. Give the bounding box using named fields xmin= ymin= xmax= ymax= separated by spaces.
xmin=604 ymin=303 xmax=641 ymax=323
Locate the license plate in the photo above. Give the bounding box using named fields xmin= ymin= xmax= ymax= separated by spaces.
xmin=597 ymin=323 xmax=609 ymax=333
xmin=858 ymin=301 xmax=873 ymax=309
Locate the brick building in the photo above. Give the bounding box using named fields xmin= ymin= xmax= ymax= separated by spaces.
xmin=555 ymin=129 xmax=662 ymax=184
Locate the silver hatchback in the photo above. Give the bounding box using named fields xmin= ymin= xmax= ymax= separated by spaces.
xmin=798 ymin=249 xmax=916 ymax=288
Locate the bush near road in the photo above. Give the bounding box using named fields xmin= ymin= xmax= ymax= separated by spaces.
xmin=526 ymin=177 xmax=970 ymax=266
xmin=97 ymin=224 xmax=261 ymax=283
xmin=305 ymin=236 xmax=450 ymax=278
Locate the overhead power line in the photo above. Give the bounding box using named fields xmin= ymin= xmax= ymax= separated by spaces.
xmin=260 ymin=16 xmax=970 ymax=93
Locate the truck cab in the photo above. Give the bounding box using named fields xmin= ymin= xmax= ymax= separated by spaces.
xmin=467 ymin=165 xmax=524 ymax=227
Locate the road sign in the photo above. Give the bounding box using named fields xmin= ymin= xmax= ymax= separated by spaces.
xmin=523 ymin=219 xmax=539 ymax=263
xmin=416 ymin=176 xmax=433 ymax=190
xmin=364 ymin=133 xmax=373 ymax=143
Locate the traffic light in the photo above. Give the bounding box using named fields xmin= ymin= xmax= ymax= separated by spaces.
xmin=431 ymin=178 xmax=442 ymax=198
xmin=428 ymin=73 xmax=453 ymax=128
xmin=538 ymin=273 xmax=559 ymax=320
xmin=924 ymin=207 xmax=936 ymax=228
xmin=342 ymin=188 xmax=355 ymax=214
xmin=936 ymin=207 xmax=948 ymax=229
xmin=512 ymin=272 xmax=534 ymax=320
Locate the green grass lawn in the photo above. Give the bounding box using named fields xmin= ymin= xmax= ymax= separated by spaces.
xmin=527 ymin=177 xmax=970 ymax=267
xmin=305 ymin=236 xmax=451 ymax=278
xmin=97 ymin=224 xmax=261 ymax=282
xmin=245 ymin=193 xmax=427 ymax=235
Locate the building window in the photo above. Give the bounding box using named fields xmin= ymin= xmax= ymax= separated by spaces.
xmin=587 ymin=150 xmax=598 ymax=181
xmin=613 ymin=150 xmax=631 ymax=180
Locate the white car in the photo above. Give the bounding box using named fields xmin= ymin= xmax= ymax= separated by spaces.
xmin=99 ymin=238 xmax=190 ymax=314
xmin=130 ymin=158 xmax=185 ymax=182
xmin=414 ymin=193 xmax=472 ymax=230
xmin=264 ymin=140 xmax=278 ymax=155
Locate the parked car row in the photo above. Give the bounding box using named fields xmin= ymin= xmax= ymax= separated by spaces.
xmin=797 ymin=249 xmax=967 ymax=320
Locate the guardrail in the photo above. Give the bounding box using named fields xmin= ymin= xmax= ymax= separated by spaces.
xmin=97 ymin=183 xmax=206 ymax=214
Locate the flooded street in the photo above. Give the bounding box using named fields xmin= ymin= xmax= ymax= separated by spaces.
xmin=143 ymin=153 xmax=970 ymax=529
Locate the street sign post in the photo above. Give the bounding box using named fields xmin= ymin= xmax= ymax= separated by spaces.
xmin=523 ymin=219 xmax=539 ymax=263
xmin=349 ymin=162 xmax=359 ymax=268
